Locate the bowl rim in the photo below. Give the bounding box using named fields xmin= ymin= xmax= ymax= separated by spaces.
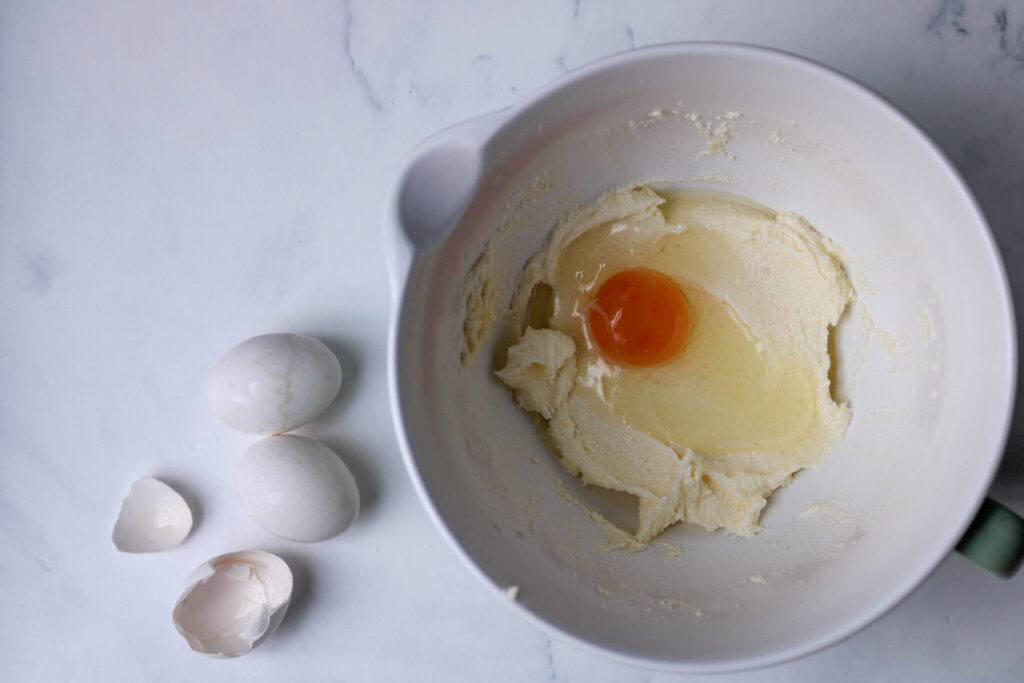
xmin=386 ymin=40 xmax=1018 ymax=673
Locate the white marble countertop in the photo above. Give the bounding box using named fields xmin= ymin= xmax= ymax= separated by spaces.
xmin=3 ymin=1 xmax=1023 ymax=681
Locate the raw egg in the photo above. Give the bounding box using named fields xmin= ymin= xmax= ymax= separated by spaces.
xmin=545 ymin=192 xmax=818 ymax=455
xmin=587 ymin=268 xmax=690 ymax=367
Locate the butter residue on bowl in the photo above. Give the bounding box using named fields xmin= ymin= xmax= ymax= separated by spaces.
xmin=493 ymin=184 xmax=857 ymax=544
xmin=460 ymin=245 xmax=499 ymax=368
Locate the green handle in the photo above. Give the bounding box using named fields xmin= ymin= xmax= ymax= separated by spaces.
xmin=955 ymin=497 xmax=1024 ymax=579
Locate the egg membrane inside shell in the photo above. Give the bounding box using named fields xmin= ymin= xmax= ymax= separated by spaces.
xmin=172 ymin=550 xmax=293 ymax=657
xmin=112 ymin=476 xmax=193 ymax=553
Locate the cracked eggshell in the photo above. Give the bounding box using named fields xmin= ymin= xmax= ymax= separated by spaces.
xmin=208 ymin=333 xmax=342 ymax=435
xmin=112 ymin=476 xmax=193 ymax=553
xmin=172 ymin=550 xmax=293 ymax=657
xmin=236 ymin=435 xmax=360 ymax=542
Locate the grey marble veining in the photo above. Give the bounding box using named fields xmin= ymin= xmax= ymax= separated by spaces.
xmin=1 ymin=1 xmax=1022 ymax=681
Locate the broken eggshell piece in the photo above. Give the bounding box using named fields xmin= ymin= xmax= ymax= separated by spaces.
xmin=112 ymin=476 xmax=193 ymax=553
xmin=172 ymin=550 xmax=293 ymax=657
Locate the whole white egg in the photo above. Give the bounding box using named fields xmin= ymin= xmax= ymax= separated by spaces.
xmin=208 ymin=333 xmax=342 ymax=435
xmin=236 ymin=435 xmax=360 ymax=542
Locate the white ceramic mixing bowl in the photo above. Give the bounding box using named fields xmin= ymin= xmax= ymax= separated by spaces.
xmin=386 ymin=44 xmax=1018 ymax=672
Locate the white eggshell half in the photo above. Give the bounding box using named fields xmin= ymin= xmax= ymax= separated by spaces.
xmin=112 ymin=476 xmax=193 ymax=553
xmin=207 ymin=333 xmax=342 ymax=435
xmin=236 ymin=435 xmax=360 ymax=542
xmin=172 ymin=550 xmax=293 ymax=657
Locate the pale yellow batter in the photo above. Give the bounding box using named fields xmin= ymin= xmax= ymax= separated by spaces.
xmin=496 ymin=185 xmax=855 ymax=542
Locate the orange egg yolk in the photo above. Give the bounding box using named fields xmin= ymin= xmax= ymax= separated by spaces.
xmin=587 ymin=268 xmax=690 ymax=367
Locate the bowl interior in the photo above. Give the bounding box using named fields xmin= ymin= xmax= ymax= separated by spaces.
xmin=393 ymin=45 xmax=1015 ymax=670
